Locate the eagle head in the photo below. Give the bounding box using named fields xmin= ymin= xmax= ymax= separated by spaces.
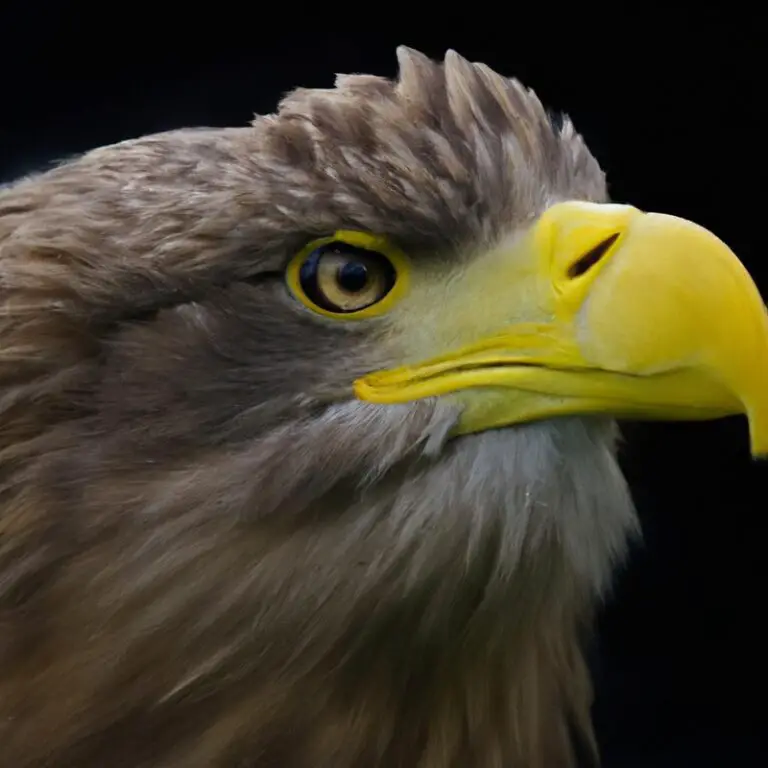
xmin=0 ymin=48 xmax=765 ymax=767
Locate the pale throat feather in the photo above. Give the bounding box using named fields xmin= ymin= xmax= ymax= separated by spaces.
xmin=374 ymin=408 xmax=638 ymax=766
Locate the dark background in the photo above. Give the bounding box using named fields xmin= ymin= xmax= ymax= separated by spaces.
xmin=1 ymin=7 xmax=764 ymax=766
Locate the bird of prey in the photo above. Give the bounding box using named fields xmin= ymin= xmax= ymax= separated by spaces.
xmin=0 ymin=47 xmax=765 ymax=768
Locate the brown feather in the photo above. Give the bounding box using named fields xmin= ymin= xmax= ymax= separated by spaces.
xmin=0 ymin=49 xmax=635 ymax=766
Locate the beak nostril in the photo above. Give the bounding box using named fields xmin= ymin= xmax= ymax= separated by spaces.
xmin=568 ymin=233 xmax=620 ymax=279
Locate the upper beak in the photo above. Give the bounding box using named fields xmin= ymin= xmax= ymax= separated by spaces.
xmin=354 ymin=201 xmax=768 ymax=457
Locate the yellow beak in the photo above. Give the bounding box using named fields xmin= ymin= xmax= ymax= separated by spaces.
xmin=354 ymin=201 xmax=768 ymax=457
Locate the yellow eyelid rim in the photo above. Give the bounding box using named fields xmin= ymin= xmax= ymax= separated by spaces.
xmin=286 ymin=229 xmax=411 ymax=320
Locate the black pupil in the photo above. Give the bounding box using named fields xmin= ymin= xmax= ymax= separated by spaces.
xmin=337 ymin=261 xmax=369 ymax=293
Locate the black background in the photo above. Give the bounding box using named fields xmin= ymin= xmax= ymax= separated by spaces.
xmin=1 ymin=7 xmax=765 ymax=766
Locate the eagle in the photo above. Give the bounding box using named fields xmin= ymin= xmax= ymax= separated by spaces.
xmin=0 ymin=47 xmax=765 ymax=768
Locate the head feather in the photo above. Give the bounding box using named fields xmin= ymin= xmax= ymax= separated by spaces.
xmin=0 ymin=48 xmax=628 ymax=767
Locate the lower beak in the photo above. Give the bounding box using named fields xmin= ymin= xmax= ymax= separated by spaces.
xmin=354 ymin=201 xmax=768 ymax=457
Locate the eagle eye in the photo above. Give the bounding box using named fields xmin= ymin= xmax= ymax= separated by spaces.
xmin=286 ymin=231 xmax=410 ymax=319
